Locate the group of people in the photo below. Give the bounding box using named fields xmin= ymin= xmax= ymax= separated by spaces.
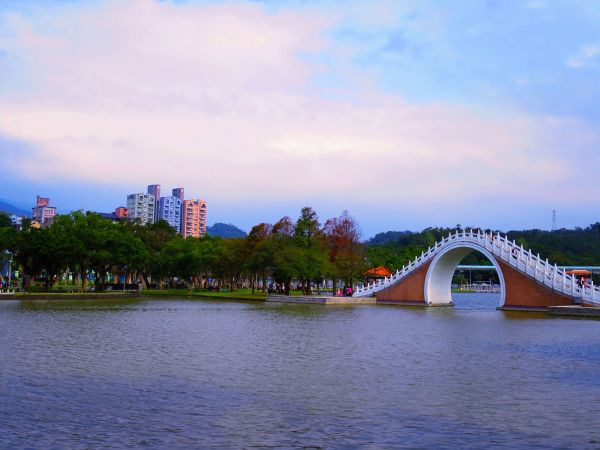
xmin=336 ymin=286 xmax=353 ymax=297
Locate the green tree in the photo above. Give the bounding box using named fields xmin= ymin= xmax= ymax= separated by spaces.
xmin=0 ymin=213 xmax=12 ymax=228
xmin=213 ymin=238 xmax=247 ymax=291
xmin=294 ymin=207 xmax=328 ymax=294
xmin=245 ymin=223 xmax=272 ymax=293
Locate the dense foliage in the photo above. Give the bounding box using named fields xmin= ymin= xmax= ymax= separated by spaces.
xmin=366 ymin=225 xmax=600 ymax=284
xmin=2 ymin=209 xmax=599 ymax=292
xmin=0 ymin=209 xmax=365 ymax=293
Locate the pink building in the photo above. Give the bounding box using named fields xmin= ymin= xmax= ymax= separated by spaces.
xmin=32 ymin=195 xmax=57 ymax=227
xmin=114 ymin=207 xmax=128 ymax=218
xmin=182 ymin=199 xmax=207 ymax=238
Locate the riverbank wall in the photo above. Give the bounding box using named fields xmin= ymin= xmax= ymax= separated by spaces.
xmin=267 ymin=295 xmax=376 ymax=305
xmin=0 ymin=292 xmax=141 ymax=300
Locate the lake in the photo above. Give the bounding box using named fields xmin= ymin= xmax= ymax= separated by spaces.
xmin=1 ymin=293 xmax=599 ymax=449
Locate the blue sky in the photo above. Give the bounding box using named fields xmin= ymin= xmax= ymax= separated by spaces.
xmin=1 ymin=0 xmax=599 ymax=237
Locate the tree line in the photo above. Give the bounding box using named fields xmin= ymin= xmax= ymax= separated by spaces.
xmin=2 ymin=210 xmax=599 ymax=292
xmin=366 ymin=224 xmax=600 ymax=284
xmin=0 ymin=208 xmax=365 ymax=293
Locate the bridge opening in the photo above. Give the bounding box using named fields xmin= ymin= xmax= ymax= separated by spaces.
xmin=425 ymin=244 xmax=505 ymax=308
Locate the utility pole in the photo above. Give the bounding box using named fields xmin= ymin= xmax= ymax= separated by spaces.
xmin=7 ymin=254 xmax=12 ymax=293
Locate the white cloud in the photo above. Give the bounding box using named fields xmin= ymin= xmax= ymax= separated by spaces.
xmin=526 ymin=1 xmax=547 ymax=10
xmin=566 ymin=44 xmax=600 ymax=68
xmin=0 ymin=0 xmax=599 ymax=213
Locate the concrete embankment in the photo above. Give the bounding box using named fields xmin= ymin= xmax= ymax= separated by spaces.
xmin=0 ymin=292 xmax=141 ymax=301
xmin=267 ymin=294 xmax=376 ymax=305
xmin=546 ymin=306 xmax=600 ymax=318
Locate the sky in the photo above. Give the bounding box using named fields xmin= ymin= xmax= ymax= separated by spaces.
xmin=1 ymin=0 xmax=599 ymax=238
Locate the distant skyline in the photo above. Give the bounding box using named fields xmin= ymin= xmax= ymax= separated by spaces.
xmin=1 ymin=0 xmax=599 ymax=238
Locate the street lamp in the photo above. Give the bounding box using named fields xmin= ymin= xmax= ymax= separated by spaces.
xmin=8 ymin=254 xmax=12 ymax=293
xmin=123 ymin=265 xmax=127 ymax=293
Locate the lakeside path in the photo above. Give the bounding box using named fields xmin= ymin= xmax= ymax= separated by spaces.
xmin=0 ymin=289 xmax=266 ymax=302
xmin=142 ymin=289 xmax=266 ymax=301
xmin=0 ymin=292 xmax=142 ymax=301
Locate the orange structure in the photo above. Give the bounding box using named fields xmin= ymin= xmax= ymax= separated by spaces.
xmin=364 ymin=266 xmax=392 ymax=285
xmin=182 ymin=199 xmax=207 ymax=238
xmin=114 ymin=207 xmax=128 ymax=218
xmin=566 ymin=269 xmax=592 ymax=285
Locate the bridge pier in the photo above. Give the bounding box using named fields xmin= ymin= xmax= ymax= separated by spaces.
xmin=374 ymin=261 xmax=430 ymax=305
xmin=496 ymin=259 xmax=572 ymax=309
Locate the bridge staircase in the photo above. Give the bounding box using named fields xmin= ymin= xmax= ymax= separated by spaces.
xmin=354 ymin=230 xmax=600 ymax=307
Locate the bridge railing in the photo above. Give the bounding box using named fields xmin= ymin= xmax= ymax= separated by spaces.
xmin=353 ymin=229 xmax=600 ymax=306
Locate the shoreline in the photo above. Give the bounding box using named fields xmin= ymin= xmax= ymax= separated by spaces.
xmin=0 ymin=292 xmax=142 ymax=301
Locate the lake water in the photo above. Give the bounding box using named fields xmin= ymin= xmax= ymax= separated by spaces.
xmin=1 ymin=293 xmax=599 ymax=449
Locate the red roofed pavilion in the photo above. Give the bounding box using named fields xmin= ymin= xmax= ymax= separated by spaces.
xmin=364 ymin=266 xmax=392 ymax=284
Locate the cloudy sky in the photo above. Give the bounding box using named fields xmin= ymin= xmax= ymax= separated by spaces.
xmin=1 ymin=0 xmax=599 ymax=237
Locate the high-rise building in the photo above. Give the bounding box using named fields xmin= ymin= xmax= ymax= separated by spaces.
xmin=172 ymin=187 xmax=184 ymax=201
xmin=147 ymin=184 xmax=161 ymax=222
xmin=31 ymin=195 xmax=57 ymax=227
xmin=147 ymin=184 xmax=161 ymax=199
xmin=158 ymin=196 xmax=182 ymax=233
xmin=198 ymin=200 xmax=207 ymax=236
xmin=126 ymin=193 xmax=156 ymax=225
xmin=181 ymin=199 xmax=207 ymax=238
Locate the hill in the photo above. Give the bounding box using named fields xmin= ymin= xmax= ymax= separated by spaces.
xmin=207 ymin=223 xmax=247 ymax=238
xmin=0 ymin=199 xmax=29 ymax=217
xmin=365 ymin=224 xmax=600 ymax=270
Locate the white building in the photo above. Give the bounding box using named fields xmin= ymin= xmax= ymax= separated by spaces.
xmin=158 ymin=196 xmax=182 ymax=233
xmin=9 ymin=215 xmax=23 ymax=229
xmin=126 ymin=193 xmax=156 ymax=225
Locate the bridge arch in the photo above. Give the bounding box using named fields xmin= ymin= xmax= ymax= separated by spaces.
xmin=424 ymin=242 xmax=506 ymax=307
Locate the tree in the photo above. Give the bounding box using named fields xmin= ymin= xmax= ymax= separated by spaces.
xmin=245 ymin=223 xmax=272 ymax=293
xmin=0 ymin=213 xmax=12 ymax=229
xmin=272 ymin=216 xmax=294 ymax=237
xmin=324 ymin=210 xmax=365 ymax=289
xmin=213 ymin=238 xmax=247 ymax=291
xmin=138 ymin=220 xmax=178 ymax=287
xmin=294 ymin=207 xmax=328 ymax=294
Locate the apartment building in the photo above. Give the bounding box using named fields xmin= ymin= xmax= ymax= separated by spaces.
xmin=126 ymin=193 xmax=156 ymax=225
xmin=158 ymin=196 xmax=182 ymax=233
xmin=125 ymin=184 xmax=206 ymax=237
xmin=147 ymin=184 xmax=161 ymax=222
xmin=181 ymin=199 xmax=207 ymax=238
xmin=31 ymin=195 xmax=57 ymax=227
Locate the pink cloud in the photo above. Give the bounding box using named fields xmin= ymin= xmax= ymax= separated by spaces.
xmin=1 ymin=0 xmax=598 ymax=211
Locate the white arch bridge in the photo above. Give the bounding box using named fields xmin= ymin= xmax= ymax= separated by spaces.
xmin=353 ymin=230 xmax=600 ymax=308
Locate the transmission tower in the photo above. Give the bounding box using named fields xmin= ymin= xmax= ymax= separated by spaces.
xmin=552 ymin=210 xmax=556 ymax=231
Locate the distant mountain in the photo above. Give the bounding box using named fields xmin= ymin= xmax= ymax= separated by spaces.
xmin=207 ymin=223 xmax=247 ymax=238
xmin=367 ymin=230 xmax=413 ymax=245
xmin=0 ymin=199 xmax=30 ymax=217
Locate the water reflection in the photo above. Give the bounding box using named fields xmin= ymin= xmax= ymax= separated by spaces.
xmin=1 ymin=294 xmax=599 ymax=448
